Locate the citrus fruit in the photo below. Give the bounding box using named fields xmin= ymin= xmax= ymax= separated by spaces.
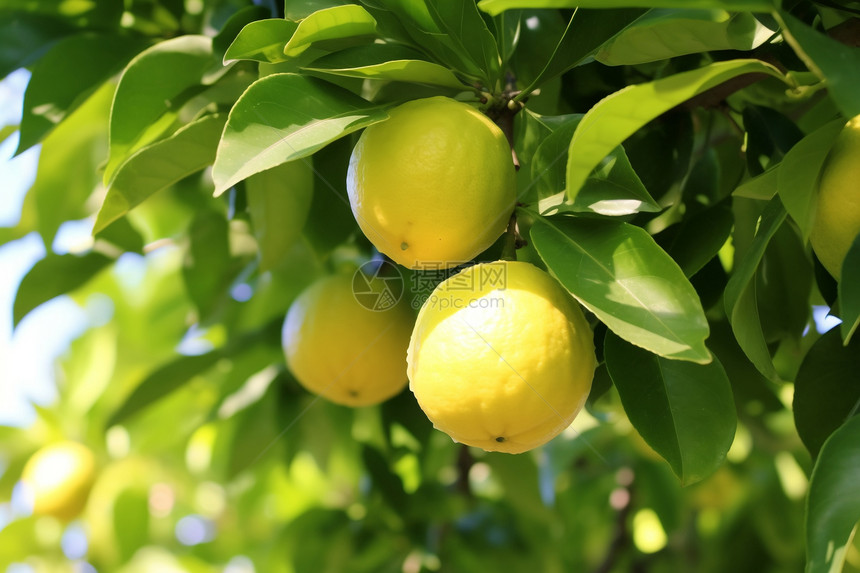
xmin=346 ymin=96 xmax=517 ymax=269
xmin=20 ymin=441 xmax=97 ymax=521
xmin=282 ymin=270 xmax=415 ymax=406
xmin=407 ymin=261 xmax=596 ymax=453
xmin=810 ymin=115 xmax=860 ymax=280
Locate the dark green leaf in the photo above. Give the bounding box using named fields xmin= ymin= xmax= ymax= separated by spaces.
xmin=95 ymin=113 xmax=227 ymax=234
xmin=596 ymin=10 xmax=774 ymax=66
xmin=794 ymin=329 xmax=860 ymax=458
xmin=362 ymin=445 xmax=408 ymax=510
xmin=0 ymin=11 xmax=74 ymax=79
xmin=733 ymin=165 xmax=779 ymax=200
xmin=105 ymin=35 xmax=216 ymax=183
xmin=95 ymin=217 xmax=145 ymax=255
xmin=723 ymin=196 xmax=786 ymax=381
xmin=605 ymin=332 xmax=736 ymax=485
xmin=425 ymin=0 xmax=502 ymax=87
xmin=182 ymin=209 xmax=235 ymax=319
xmin=228 ymin=380 xmax=280 ymax=478
xmin=13 ymin=252 xmax=112 ymax=327
xmin=566 ymin=60 xmax=786 ymax=201
xmin=806 ymin=414 xmax=860 ymax=573
xmin=657 ymin=200 xmax=733 ymax=278
xmin=530 ymin=214 xmax=711 ymax=363
xmin=778 ymin=11 xmax=860 ymax=119
xmin=493 ymin=9 xmax=521 ymax=66
xmin=212 ymin=73 xmax=389 ymax=194
xmin=522 ymin=8 xmax=646 ymax=97
xmin=213 ymin=5 xmax=272 ymax=57
xmin=283 ymin=4 xmax=377 ymax=58
xmin=224 ymin=18 xmax=299 ymax=64
xmin=16 ymin=33 xmax=146 ymax=154
xmin=479 ymin=0 xmax=775 ymax=15
xmin=841 ymin=234 xmax=860 ymax=343
xmin=246 ymin=159 xmax=316 ymax=271
xmin=777 ymin=119 xmax=844 ymax=240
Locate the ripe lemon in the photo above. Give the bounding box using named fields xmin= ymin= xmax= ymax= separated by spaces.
xmin=282 ymin=271 xmax=415 ymax=406
xmin=20 ymin=441 xmax=97 ymax=521
xmin=407 ymin=261 xmax=596 ymax=453
xmin=347 ymin=97 xmax=516 ymax=269
xmin=810 ymin=115 xmax=860 ymax=280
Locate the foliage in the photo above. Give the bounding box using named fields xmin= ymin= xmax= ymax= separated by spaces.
xmin=1 ymin=0 xmax=860 ymax=571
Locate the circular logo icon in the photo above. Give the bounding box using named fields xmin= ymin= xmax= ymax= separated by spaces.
xmin=352 ymin=259 xmax=405 ymax=311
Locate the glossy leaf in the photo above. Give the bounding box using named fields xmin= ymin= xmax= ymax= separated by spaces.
xmin=841 ymin=235 xmax=860 ymax=343
xmin=304 ymin=44 xmax=467 ymax=89
xmin=605 ymin=332 xmax=736 ymax=485
xmin=794 ymin=329 xmax=860 ymax=458
xmin=535 ymin=120 xmax=660 ymax=216
xmin=521 ymin=8 xmax=646 ymax=96
xmin=212 ymin=73 xmax=389 ymax=194
xmin=658 ymin=201 xmax=733 ymax=278
xmin=224 ymin=19 xmax=299 ymax=63
xmin=246 ymin=159 xmax=316 ymax=271
xmin=425 ymin=0 xmax=502 ymax=87
xmin=566 ymin=60 xmax=785 ymax=200
xmin=213 ymin=5 xmax=272 ymax=57
xmin=13 ymin=252 xmax=112 ymax=327
xmin=530 ymin=214 xmax=711 ymax=363
xmin=105 ymin=35 xmax=216 ymax=183
xmin=17 ymin=33 xmax=146 ymax=154
xmin=723 ymin=196 xmax=786 ymax=381
xmin=478 ymin=0 xmax=775 ymax=15
xmin=493 ymin=9 xmax=521 ymax=66
xmin=778 ymin=11 xmax=860 ymax=119
xmin=806 ymin=414 xmax=860 ymax=573
xmin=596 ymin=10 xmax=774 ymax=66
xmin=283 ymin=4 xmax=377 ymax=57
xmin=777 ymin=119 xmax=843 ymax=240
xmin=95 ymin=113 xmax=227 ymax=234
xmin=733 ymin=165 xmax=779 ymax=200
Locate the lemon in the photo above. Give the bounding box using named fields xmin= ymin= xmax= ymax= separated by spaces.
xmin=282 ymin=271 xmax=415 ymax=406
xmin=20 ymin=441 xmax=97 ymax=521
xmin=810 ymin=115 xmax=860 ymax=280
xmin=407 ymin=261 xmax=596 ymax=453
xmin=347 ymin=97 xmax=516 ymax=269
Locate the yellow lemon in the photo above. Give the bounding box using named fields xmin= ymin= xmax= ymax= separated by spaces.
xmin=407 ymin=261 xmax=596 ymax=453
xmin=810 ymin=115 xmax=860 ymax=279
xmin=347 ymin=97 xmax=516 ymax=269
xmin=282 ymin=270 xmax=415 ymax=406
xmin=21 ymin=441 xmax=97 ymax=521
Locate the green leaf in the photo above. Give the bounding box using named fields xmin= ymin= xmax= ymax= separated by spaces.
xmin=733 ymin=165 xmax=779 ymax=200
xmin=304 ymin=44 xmax=468 ymax=89
xmin=493 ymin=9 xmax=521 ymax=66
xmin=29 ymin=81 xmax=113 ymax=246
xmin=105 ymin=35 xmax=216 ymax=184
xmin=213 ymin=5 xmax=272 ymax=57
xmin=95 ymin=216 xmax=145 ymax=254
xmin=94 ymin=113 xmax=227 ymax=234
xmin=16 ymin=33 xmax=146 ymax=154
xmin=723 ymin=196 xmax=786 ymax=381
xmin=840 ymin=235 xmax=860 ymax=344
xmin=246 ymin=160 xmax=316 ymax=271
xmin=478 ymin=0 xmax=775 ymax=15
xmin=529 ymin=214 xmax=711 ymax=363
xmin=777 ymin=119 xmax=844 ymax=240
xmin=212 ymin=73 xmax=389 ymax=194
xmin=605 ymin=332 xmax=736 ymax=485
xmin=108 ymin=351 xmax=223 ymax=426
xmin=565 ymin=59 xmax=786 ymax=201
xmin=806 ymin=414 xmax=860 ymax=573
xmin=224 ymin=19 xmax=299 ymax=64
xmin=794 ymin=329 xmax=860 ymax=458
xmin=596 ymin=9 xmax=774 ymax=66
xmin=425 ymin=0 xmax=502 ymax=88
xmin=13 ymin=251 xmax=112 ymax=327
xmin=182 ymin=209 xmax=236 ymax=320
xmin=284 ymin=4 xmax=377 ymax=58
xmin=777 ymin=11 xmax=860 ymax=119
xmin=521 ymin=8 xmax=646 ymax=97
xmin=657 ymin=200 xmax=733 ymax=278
xmin=0 ymin=11 xmax=74 ymax=79
xmin=534 ymin=119 xmax=661 ymax=216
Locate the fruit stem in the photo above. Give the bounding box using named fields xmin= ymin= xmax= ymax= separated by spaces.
xmin=500 ymin=213 xmax=521 ymax=261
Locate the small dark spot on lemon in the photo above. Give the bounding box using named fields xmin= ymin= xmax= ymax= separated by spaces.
xmin=495 ymin=436 xmax=506 ymax=443
xmin=400 ymin=242 xmax=409 ymax=250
